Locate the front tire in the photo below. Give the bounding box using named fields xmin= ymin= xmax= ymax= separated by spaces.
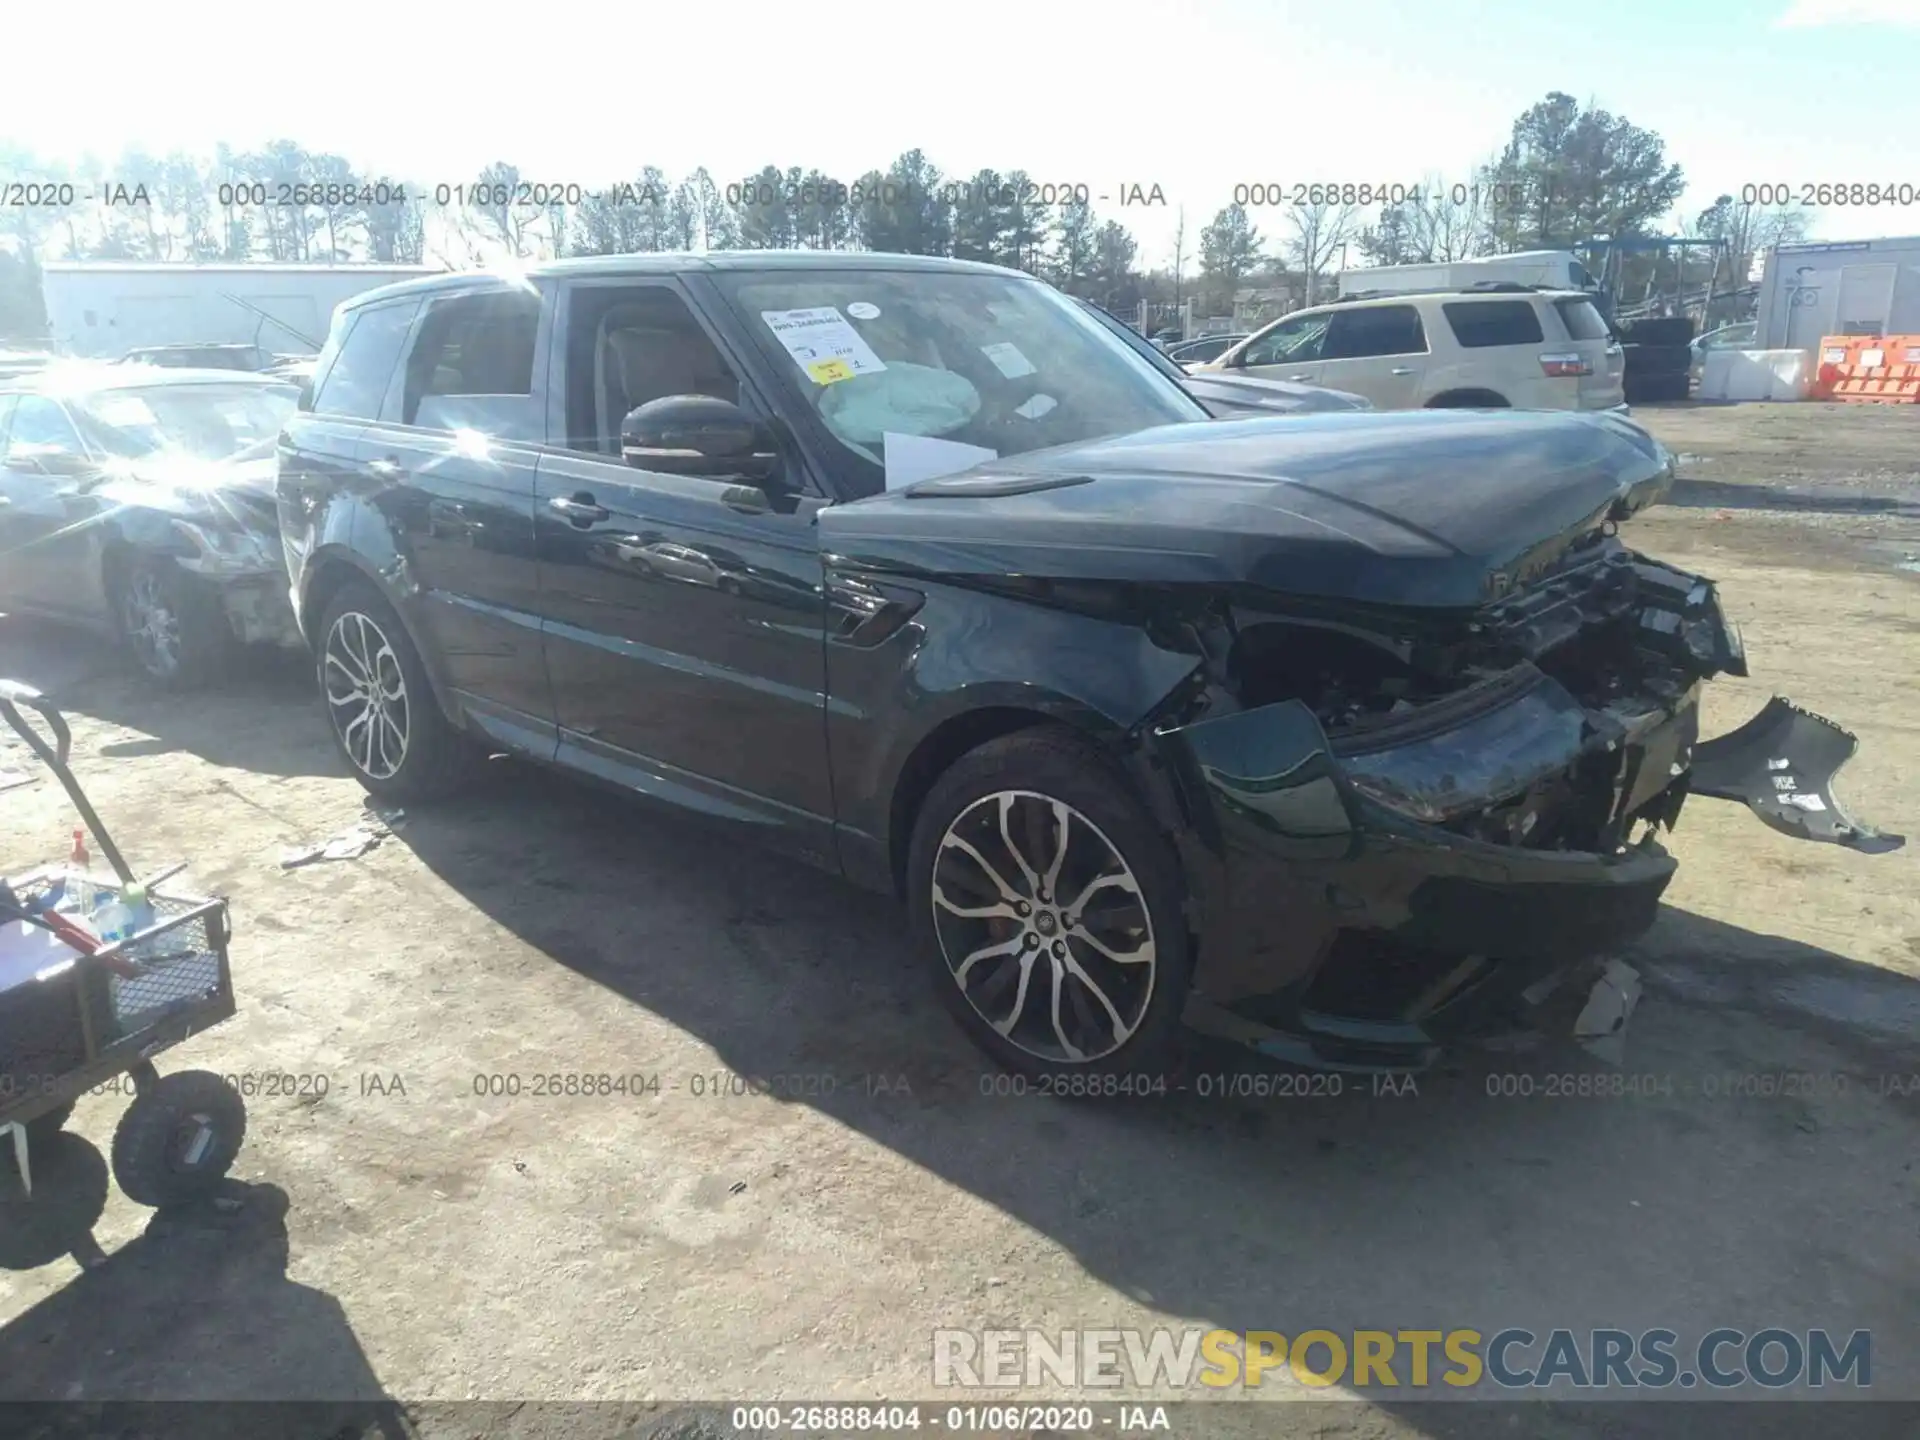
xmin=113 ymin=557 xmax=230 ymax=688
xmin=907 ymin=728 xmax=1191 ymax=1081
xmin=316 ymin=579 xmax=473 ymax=801
xmin=110 ymin=1069 xmax=246 ymax=1209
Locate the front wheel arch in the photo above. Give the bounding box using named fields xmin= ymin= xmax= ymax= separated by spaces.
xmin=887 ymin=706 xmax=1065 ymax=898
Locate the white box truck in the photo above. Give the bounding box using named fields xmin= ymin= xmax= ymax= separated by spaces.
xmin=1338 ymin=250 xmax=1603 ymax=299
xmin=40 ymin=262 xmax=443 ymax=359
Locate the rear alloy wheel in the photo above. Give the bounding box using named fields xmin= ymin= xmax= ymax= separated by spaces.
xmin=317 ymin=580 xmax=473 ymax=801
xmin=909 ymin=730 xmax=1190 ymax=1080
xmin=115 ymin=559 xmax=228 ymax=687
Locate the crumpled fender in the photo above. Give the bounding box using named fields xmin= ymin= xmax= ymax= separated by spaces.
xmin=1690 ymin=697 xmax=1905 ymax=854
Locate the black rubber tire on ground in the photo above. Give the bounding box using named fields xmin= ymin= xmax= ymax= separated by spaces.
xmin=1633 ymin=344 xmax=1696 ymax=377
xmin=24 ymin=1101 xmax=74 ymax=1148
xmin=906 ymin=727 xmax=1192 ymax=1083
xmin=111 ymin=556 xmax=231 ymax=689
xmin=1620 ymin=318 xmax=1695 ymax=349
xmin=315 ymin=578 xmax=476 ymax=803
xmin=110 ymin=1069 xmax=246 ymax=1209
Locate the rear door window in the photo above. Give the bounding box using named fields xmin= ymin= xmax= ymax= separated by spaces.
xmin=1323 ymin=305 xmax=1427 ymax=359
xmin=398 ymin=288 xmax=542 ymax=429
xmin=1442 ymin=301 xmax=1546 ymax=348
xmin=1553 ymin=298 xmax=1613 ymax=342
xmin=311 ymin=299 xmax=422 ymax=420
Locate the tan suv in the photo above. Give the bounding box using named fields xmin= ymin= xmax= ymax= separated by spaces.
xmin=1198 ymin=287 xmax=1626 ymax=413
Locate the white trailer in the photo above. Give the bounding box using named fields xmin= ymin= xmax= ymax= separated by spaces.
xmin=1752 ymin=236 xmax=1920 ymax=354
xmin=40 ymin=263 xmax=443 ymax=359
xmin=1338 ymin=249 xmax=1603 ymax=298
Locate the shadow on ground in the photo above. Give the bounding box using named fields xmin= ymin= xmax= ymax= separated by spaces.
xmin=381 ymin=761 xmax=1920 ymax=1433
xmin=0 ymin=1153 xmax=399 ymax=1433
xmin=0 ymin=617 xmax=336 ymax=779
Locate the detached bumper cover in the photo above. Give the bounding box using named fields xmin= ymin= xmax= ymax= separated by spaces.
xmin=1690 ymin=698 xmax=1904 ymax=854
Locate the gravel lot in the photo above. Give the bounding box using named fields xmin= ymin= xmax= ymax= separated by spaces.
xmin=0 ymin=401 xmax=1915 ymax=1439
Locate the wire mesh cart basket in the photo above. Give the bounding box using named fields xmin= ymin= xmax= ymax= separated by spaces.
xmin=0 ymin=679 xmax=246 ymax=1210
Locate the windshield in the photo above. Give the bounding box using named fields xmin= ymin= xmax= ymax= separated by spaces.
xmin=716 ymin=270 xmax=1207 ymax=494
xmin=1074 ymin=300 xmax=1190 ymax=383
xmin=73 ymin=382 xmax=298 ymax=462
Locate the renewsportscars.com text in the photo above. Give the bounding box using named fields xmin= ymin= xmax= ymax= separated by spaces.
xmin=932 ymin=1327 xmax=1871 ymax=1391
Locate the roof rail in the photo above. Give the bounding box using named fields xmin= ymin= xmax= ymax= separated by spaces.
xmin=1330 ymin=280 xmax=1556 ymax=303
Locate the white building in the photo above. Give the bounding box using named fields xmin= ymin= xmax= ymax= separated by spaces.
xmin=40 ymin=262 xmax=443 ymax=358
xmin=1753 ymin=236 xmax=1920 ymax=352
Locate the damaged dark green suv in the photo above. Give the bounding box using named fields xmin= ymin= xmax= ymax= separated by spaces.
xmin=276 ymin=253 xmax=1902 ymax=1079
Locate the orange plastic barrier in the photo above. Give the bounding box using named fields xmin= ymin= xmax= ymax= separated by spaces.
xmin=1824 ymin=333 xmax=1920 ymax=404
xmin=1811 ymin=334 xmax=1863 ymax=400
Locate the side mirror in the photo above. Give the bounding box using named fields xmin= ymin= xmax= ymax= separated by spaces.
xmin=621 ymin=394 xmax=778 ymax=485
xmin=296 ymin=378 xmax=316 ymax=412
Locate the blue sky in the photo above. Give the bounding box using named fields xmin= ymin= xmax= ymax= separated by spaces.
xmin=8 ymin=0 xmax=1919 ymax=266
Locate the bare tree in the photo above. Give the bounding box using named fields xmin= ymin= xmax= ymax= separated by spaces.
xmin=1402 ymin=172 xmax=1491 ymax=263
xmin=1284 ymin=202 xmax=1355 ymax=302
xmin=1169 ymin=207 xmax=1187 ymax=311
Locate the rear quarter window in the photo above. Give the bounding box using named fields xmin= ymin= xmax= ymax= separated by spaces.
xmin=1554 ymin=298 xmax=1613 ymax=342
xmin=311 ymin=299 xmax=422 ymax=420
xmin=1442 ymin=301 xmax=1546 ymax=348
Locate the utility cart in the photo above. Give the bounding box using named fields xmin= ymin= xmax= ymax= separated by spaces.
xmin=0 ymin=679 xmax=245 ymax=1209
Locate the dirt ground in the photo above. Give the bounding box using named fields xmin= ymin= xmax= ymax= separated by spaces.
xmin=0 ymin=400 xmax=1915 ymax=1438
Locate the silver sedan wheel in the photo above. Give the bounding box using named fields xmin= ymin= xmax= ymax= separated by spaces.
xmin=930 ymin=790 xmax=1157 ymax=1064
xmin=323 ymin=610 xmax=409 ymax=781
xmin=121 ymin=570 xmax=182 ymax=677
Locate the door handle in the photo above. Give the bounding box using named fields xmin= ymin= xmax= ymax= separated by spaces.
xmin=1288 ymin=374 xmax=1312 ymax=382
xmin=1390 ymin=366 xmax=1416 ymax=376
xmin=367 ymin=456 xmax=402 ymax=478
xmin=548 ymin=492 xmax=610 ymax=526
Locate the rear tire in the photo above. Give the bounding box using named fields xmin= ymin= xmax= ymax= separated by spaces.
xmin=316 ymin=579 xmax=475 ymax=802
xmin=24 ymin=1101 xmax=74 ymax=1148
xmin=906 ymin=727 xmax=1191 ymax=1082
xmin=112 ymin=557 xmax=230 ymax=688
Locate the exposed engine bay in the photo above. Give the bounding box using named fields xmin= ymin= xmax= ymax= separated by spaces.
xmin=1151 ymin=532 xmax=1899 ymax=859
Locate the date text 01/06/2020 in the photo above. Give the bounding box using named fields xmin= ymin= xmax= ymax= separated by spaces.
xmin=722 ymin=179 xmax=1168 ymax=211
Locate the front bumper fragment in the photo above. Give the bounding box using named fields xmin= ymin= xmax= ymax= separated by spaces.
xmin=1690 ymin=697 xmax=1904 ymax=854
xmin=1155 ymin=670 xmax=1898 ymax=1069
xmin=214 ymin=575 xmax=303 ymax=649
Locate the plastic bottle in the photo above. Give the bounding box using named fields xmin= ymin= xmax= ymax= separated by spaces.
xmin=67 ymin=828 xmax=97 ymax=916
xmin=95 ymin=881 xmax=156 ymax=947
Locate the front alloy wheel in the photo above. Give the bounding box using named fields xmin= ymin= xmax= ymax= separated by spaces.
xmin=122 ymin=568 xmax=183 ymax=676
xmin=931 ymin=789 xmax=1158 ymax=1065
xmin=323 ymin=608 xmax=411 ymax=781
xmin=115 ymin=560 xmax=226 ymax=686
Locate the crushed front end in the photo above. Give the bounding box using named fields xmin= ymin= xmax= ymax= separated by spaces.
xmin=1149 ymin=538 xmax=1903 ymax=1071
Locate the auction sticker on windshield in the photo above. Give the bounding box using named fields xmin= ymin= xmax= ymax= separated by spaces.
xmin=761 ymin=307 xmax=888 ymax=386
xmin=980 ymin=341 xmax=1037 ymax=379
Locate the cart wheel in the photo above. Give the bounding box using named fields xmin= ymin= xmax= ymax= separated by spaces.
xmin=110 ymin=1070 xmax=246 ymax=1209
xmin=25 ymin=1101 xmax=75 ymax=1148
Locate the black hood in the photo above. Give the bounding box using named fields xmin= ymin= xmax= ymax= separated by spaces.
xmin=818 ymin=408 xmax=1676 ymax=610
